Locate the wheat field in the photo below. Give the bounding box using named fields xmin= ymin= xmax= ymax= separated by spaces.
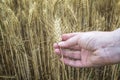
xmin=0 ymin=0 xmax=120 ymax=80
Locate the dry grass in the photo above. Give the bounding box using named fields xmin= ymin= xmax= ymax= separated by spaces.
xmin=0 ymin=0 xmax=120 ymax=80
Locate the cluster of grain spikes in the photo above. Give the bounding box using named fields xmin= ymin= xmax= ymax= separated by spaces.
xmin=0 ymin=0 xmax=120 ymax=80
xmin=95 ymin=0 xmax=120 ymax=30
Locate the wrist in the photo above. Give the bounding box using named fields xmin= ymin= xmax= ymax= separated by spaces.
xmin=113 ymin=28 xmax=120 ymax=34
xmin=112 ymin=28 xmax=120 ymax=41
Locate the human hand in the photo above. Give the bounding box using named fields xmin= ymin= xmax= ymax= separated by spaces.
xmin=53 ymin=29 xmax=120 ymax=67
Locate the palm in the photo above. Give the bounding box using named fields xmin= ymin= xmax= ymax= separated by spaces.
xmin=80 ymin=49 xmax=92 ymax=67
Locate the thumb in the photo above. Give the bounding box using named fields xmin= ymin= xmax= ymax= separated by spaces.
xmin=58 ymin=35 xmax=79 ymax=48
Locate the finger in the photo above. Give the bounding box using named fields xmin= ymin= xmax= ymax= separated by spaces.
xmin=55 ymin=49 xmax=81 ymax=59
xmin=53 ymin=43 xmax=59 ymax=49
xmin=54 ymin=48 xmax=60 ymax=53
xmin=62 ymin=33 xmax=79 ymax=41
xmin=58 ymin=35 xmax=79 ymax=48
xmin=69 ymin=45 xmax=81 ymax=50
xmin=53 ymin=43 xmax=80 ymax=50
xmin=60 ymin=58 xmax=85 ymax=67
